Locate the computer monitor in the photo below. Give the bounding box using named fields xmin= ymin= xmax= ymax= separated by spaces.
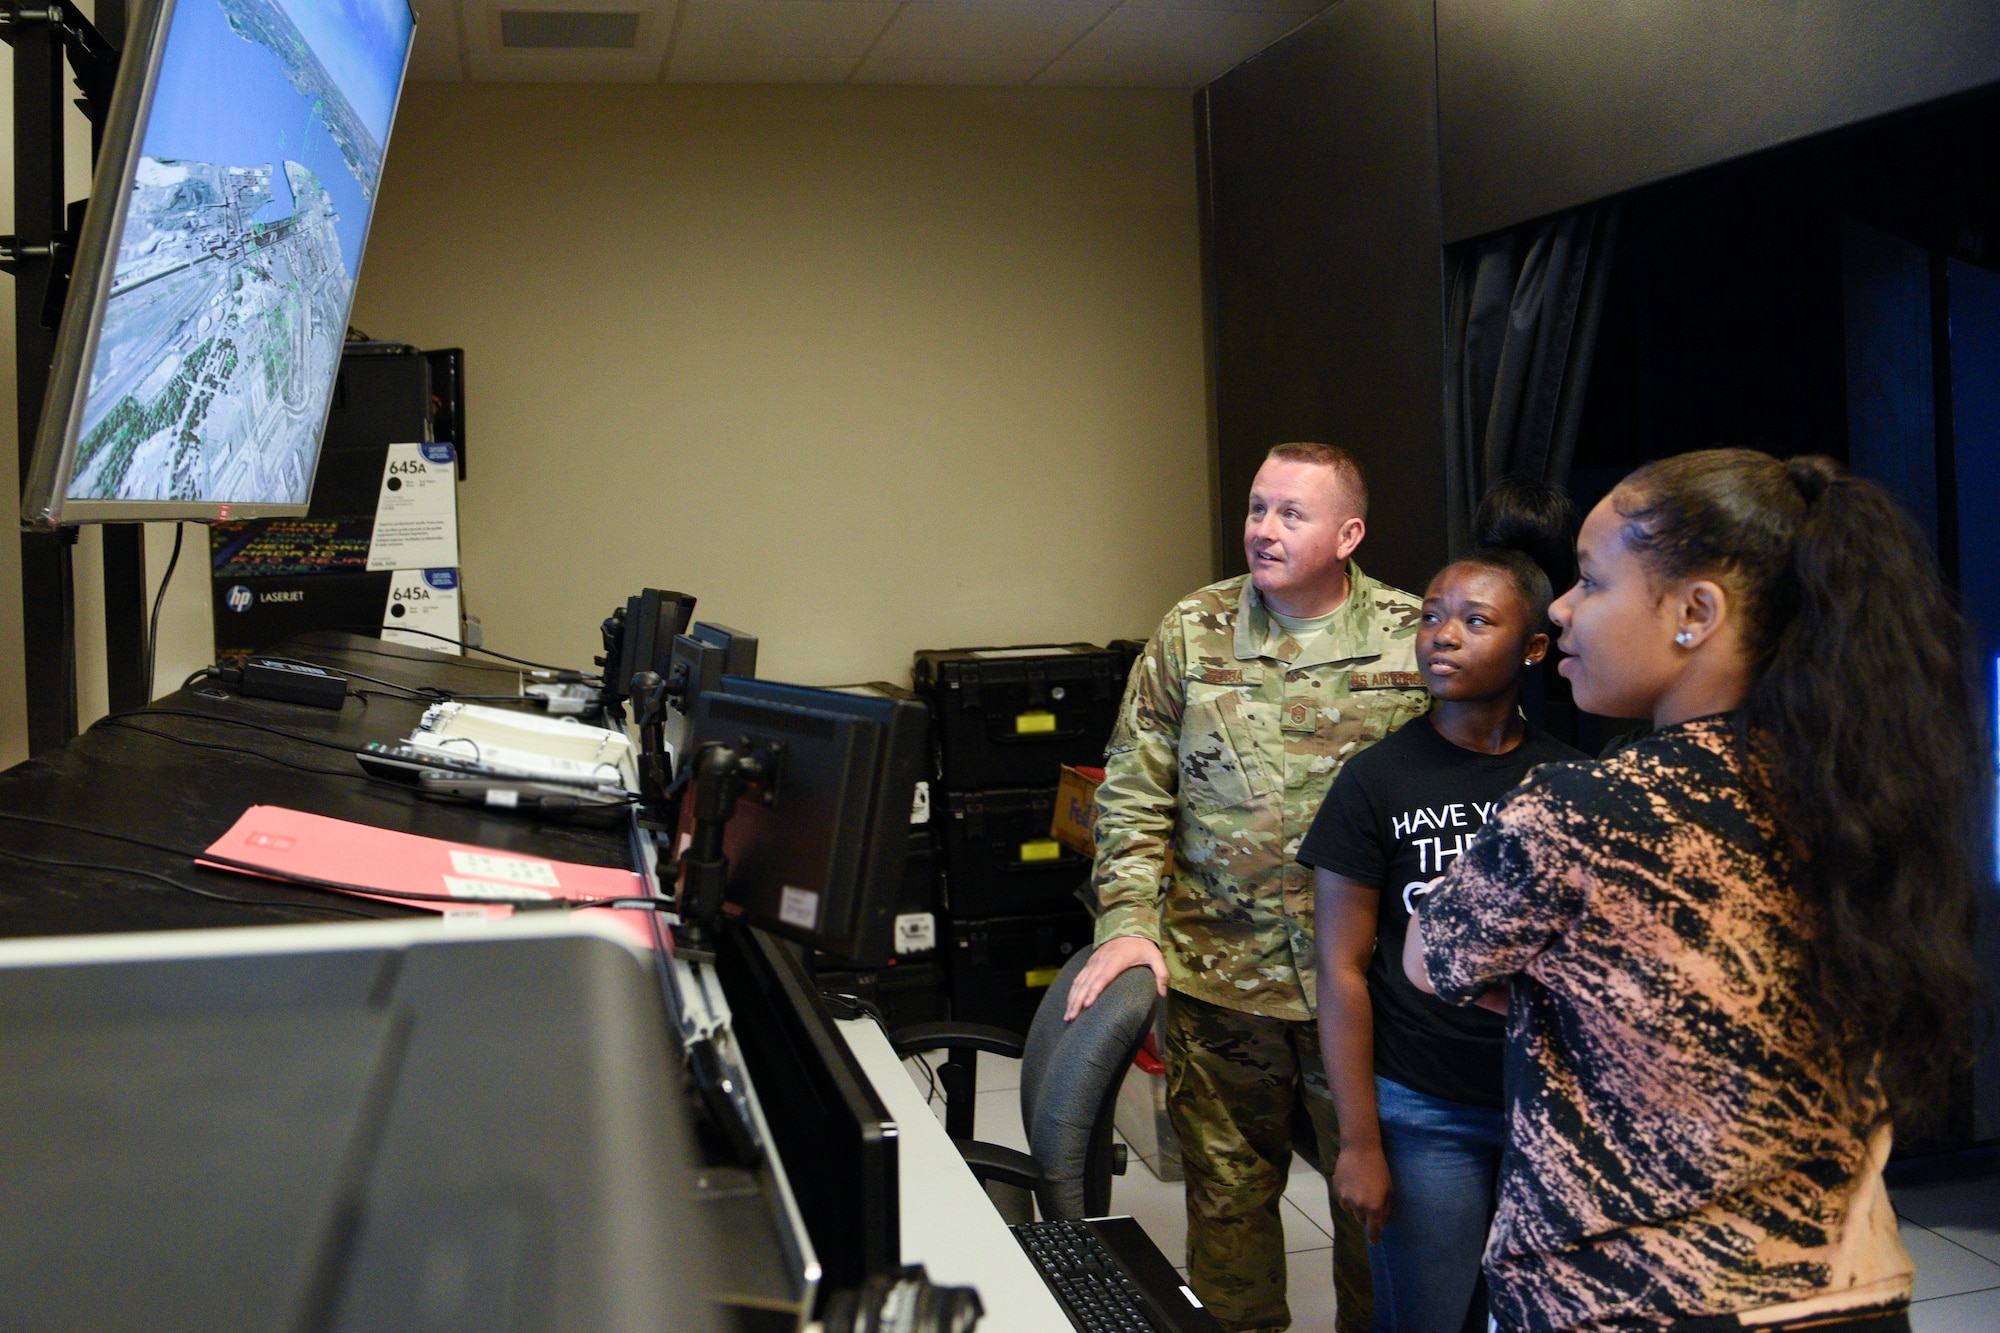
xmin=675 ymin=678 xmax=926 ymax=966
xmin=711 ymin=920 xmax=898 ymax=1292
xmin=663 ymin=622 xmax=760 ymax=778
xmin=21 ymin=0 xmax=417 ymax=526
xmin=596 ymin=588 xmax=698 ymax=730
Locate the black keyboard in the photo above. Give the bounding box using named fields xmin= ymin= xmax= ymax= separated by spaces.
xmin=1012 ymin=1218 xmax=1220 ymax=1333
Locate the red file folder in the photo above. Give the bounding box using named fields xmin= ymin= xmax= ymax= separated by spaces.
xmin=201 ymin=805 xmax=659 ymax=949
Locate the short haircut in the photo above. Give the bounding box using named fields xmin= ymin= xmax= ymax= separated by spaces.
xmin=1264 ymin=442 xmax=1368 ymax=518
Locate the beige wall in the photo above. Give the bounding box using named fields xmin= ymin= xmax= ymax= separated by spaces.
xmin=349 ymin=84 xmax=1212 ymax=687
xmin=0 ymin=80 xmax=1212 ymax=762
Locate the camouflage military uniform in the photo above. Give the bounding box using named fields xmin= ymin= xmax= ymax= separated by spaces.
xmin=1094 ymin=564 xmax=1427 ymax=1333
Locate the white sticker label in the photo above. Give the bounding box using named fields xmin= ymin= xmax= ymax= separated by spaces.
xmin=483 ymin=788 xmax=519 ymax=808
xmin=449 ymin=850 xmax=560 ymax=888
xmin=441 ymin=907 xmax=491 ymax=923
xmin=442 ymin=875 xmax=552 ymax=902
xmin=381 ymin=568 xmax=463 ymax=654
xmin=893 ymin=912 xmax=936 ymax=955
xmin=779 ymin=886 xmax=820 ymax=930
xmin=968 ymin=646 xmax=1082 ymax=659
xmin=910 ymin=780 xmax=930 ymax=825
xmin=1180 ymin=1286 xmax=1203 ymax=1309
xmin=368 ymin=442 xmax=459 ymax=571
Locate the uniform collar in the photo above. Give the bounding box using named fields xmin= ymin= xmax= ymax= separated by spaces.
xmin=1234 ymin=562 xmax=1384 ymax=669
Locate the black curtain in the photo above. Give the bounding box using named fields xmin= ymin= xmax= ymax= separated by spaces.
xmin=1444 ymin=206 xmax=1620 ymax=556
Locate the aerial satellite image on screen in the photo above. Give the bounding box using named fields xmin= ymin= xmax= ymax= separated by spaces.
xmin=66 ymin=0 xmax=407 ymax=505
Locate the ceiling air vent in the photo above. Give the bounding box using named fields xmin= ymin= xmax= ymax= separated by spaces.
xmin=498 ymin=10 xmax=642 ymax=49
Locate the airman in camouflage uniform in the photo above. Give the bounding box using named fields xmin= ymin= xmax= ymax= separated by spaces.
xmin=1092 ymin=564 xmax=1427 ymax=1333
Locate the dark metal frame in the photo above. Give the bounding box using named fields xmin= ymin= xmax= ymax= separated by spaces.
xmin=2 ymin=0 xmax=144 ymax=752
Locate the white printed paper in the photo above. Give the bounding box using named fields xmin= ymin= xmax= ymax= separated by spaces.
xmin=442 ymin=875 xmax=552 ymax=902
xmin=448 ymin=850 xmax=561 ymax=888
xmin=381 ymin=568 xmax=462 ymax=653
xmin=367 ymin=442 xmax=459 ymax=570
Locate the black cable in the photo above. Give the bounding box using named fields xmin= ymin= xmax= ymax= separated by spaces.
xmin=116 ymin=707 xmax=370 ymax=755
xmin=0 ymin=843 xmax=377 ymax=919
xmin=274 ymin=625 xmax=598 ymax=678
xmin=256 ymin=656 xmax=448 ymax=701
xmin=274 ymin=633 xmax=527 ymax=677
xmin=0 ymin=808 xmax=203 ymax=858
xmin=0 ymin=809 xmax=660 ymax=913
xmin=94 ymin=717 xmax=374 ymax=780
xmin=143 ymin=522 xmax=185 ymax=703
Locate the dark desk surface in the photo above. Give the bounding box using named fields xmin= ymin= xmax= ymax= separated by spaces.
xmin=0 ymin=632 xmax=633 ymax=938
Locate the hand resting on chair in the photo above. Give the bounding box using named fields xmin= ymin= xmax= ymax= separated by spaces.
xmin=1063 ymin=934 xmax=1169 ymax=1021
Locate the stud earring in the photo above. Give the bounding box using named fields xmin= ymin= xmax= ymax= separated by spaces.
xmin=1676 ymin=629 xmax=1695 ymax=647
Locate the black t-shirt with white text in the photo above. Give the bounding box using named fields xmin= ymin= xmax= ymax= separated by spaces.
xmin=1297 ymin=713 xmax=1584 ymax=1107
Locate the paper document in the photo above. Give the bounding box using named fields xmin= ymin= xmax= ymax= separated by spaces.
xmin=202 ymin=806 xmax=657 ymax=949
xmin=381 ymin=568 xmax=462 ymax=653
xmin=366 ymin=442 xmax=459 ymax=570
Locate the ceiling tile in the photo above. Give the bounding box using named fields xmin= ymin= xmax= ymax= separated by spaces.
xmin=406 ymin=0 xmax=464 ymax=80
xmin=851 ymin=55 xmax=1045 ymax=85
xmin=869 ymin=2 xmax=1112 ymax=63
xmin=467 ymin=50 xmax=669 ymax=79
xmin=666 ymin=54 xmax=860 ymax=82
xmin=1120 ymin=0 xmax=1326 ymax=12
xmin=1035 ymin=5 xmax=1303 ymax=87
xmin=673 ymin=1 xmax=899 ymax=62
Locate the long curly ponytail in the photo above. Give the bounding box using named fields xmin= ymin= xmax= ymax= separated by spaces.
xmin=1613 ymin=449 xmax=1979 ymax=1123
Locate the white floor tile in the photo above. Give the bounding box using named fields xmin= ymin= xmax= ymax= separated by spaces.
xmin=1112 ymin=1153 xmax=1188 ymax=1262
xmin=1282 ymin=1196 xmax=1334 ymax=1251
xmin=977 ymin=1052 xmax=1022 ymax=1094
xmin=1903 ymin=1222 xmax=2000 ymax=1302
xmin=1285 ymin=1244 xmax=1342 ymax=1330
xmin=1285 ymin=1166 xmax=1338 ymax=1243
xmin=969 ymin=1086 xmax=1030 ymax=1154
xmin=1910 ymin=1285 xmax=2000 ymax=1333
xmin=1895 ymin=1176 xmax=2000 ymax=1266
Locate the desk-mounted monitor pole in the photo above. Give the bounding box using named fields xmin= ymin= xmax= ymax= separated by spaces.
xmin=4 ymin=0 xmax=147 ymax=753
xmin=673 ymin=738 xmax=785 ymax=951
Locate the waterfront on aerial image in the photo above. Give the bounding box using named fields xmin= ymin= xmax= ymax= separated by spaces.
xmin=67 ymin=0 xmax=408 ymax=505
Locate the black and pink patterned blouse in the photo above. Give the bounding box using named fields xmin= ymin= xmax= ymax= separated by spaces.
xmin=1421 ymin=716 xmax=1912 ymax=1332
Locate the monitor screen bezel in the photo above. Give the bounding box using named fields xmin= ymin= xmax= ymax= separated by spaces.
xmin=20 ymin=0 xmax=419 ymax=528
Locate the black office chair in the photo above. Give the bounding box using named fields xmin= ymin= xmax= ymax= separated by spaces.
xmin=891 ymin=945 xmax=1158 ymax=1224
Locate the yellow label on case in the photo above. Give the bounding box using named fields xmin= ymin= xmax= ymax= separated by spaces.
xmin=1025 ymin=967 xmax=1061 ymax=989
xmin=1019 ymin=839 xmax=1062 ymax=863
xmin=1014 ymin=710 xmax=1057 ymax=734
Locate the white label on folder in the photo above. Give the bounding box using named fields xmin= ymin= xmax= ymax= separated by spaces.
xmin=443 ymin=875 xmax=552 ymax=902
xmin=779 ymin=886 xmax=820 ymax=930
xmin=381 ymin=568 xmax=462 ymax=654
xmin=367 ymin=442 xmax=459 ymax=570
xmin=894 ymin=912 xmax=936 ymax=955
xmin=449 ymin=850 xmax=561 ymax=888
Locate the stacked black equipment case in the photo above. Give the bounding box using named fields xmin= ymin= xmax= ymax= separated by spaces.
xmin=912 ymin=644 xmax=1126 ymax=1035
xmin=805 ymin=682 xmax=947 ymax=1024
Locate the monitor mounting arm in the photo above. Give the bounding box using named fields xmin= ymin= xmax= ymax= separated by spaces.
xmin=674 ymin=738 xmax=785 ymax=945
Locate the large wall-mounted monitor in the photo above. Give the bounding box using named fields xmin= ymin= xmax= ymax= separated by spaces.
xmin=21 ymin=0 xmax=417 ymax=527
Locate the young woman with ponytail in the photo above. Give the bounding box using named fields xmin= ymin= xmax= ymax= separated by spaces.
xmin=1404 ymin=450 xmax=1980 ymax=1333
